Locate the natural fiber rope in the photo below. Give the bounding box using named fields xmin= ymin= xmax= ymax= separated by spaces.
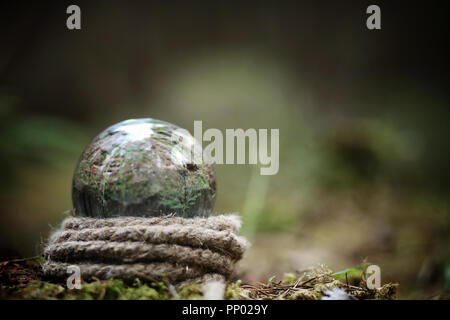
xmin=43 ymin=214 xmax=249 ymax=285
xmin=61 ymin=215 xmax=243 ymax=232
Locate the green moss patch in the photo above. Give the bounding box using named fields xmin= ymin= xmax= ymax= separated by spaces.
xmin=0 ymin=258 xmax=397 ymax=300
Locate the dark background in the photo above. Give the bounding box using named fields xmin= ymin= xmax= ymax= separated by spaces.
xmin=0 ymin=1 xmax=449 ymax=298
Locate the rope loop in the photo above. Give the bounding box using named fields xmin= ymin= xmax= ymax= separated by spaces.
xmin=43 ymin=214 xmax=249 ymax=285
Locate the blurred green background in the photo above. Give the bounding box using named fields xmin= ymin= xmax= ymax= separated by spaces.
xmin=0 ymin=1 xmax=448 ymax=298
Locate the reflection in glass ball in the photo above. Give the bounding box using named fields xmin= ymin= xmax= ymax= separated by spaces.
xmin=72 ymin=118 xmax=216 ymax=218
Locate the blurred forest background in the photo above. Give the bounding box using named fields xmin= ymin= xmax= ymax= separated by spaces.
xmin=0 ymin=1 xmax=448 ymax=298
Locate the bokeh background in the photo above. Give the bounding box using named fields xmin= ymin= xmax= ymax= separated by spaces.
xmin=0 ymin=1 xmax=448 ymax=298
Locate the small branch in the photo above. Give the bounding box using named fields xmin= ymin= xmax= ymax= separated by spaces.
xmin=0 ymin=256 xmax=41 ymax=264
xmin=278 ymin=272 xmax=306 ymax=299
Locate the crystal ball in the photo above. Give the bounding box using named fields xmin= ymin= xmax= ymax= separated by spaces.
xmin=72 ymin=118 xmax=216 ymax=218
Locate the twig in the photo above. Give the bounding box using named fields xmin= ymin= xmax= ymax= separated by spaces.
xmin=238 ymin=292 xmax=254 ymax=300
xmin=278 ymin=272 xmax=306 ymax=299
xmin=0 ymin=256 xmax=41 ymax=264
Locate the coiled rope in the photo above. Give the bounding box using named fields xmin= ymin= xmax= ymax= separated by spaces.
xmin=43 ymin=214 xmax=249 ymax=286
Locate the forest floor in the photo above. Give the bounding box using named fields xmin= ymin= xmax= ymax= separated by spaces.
xmin=0 ymin=256 xmax=398 ymax=300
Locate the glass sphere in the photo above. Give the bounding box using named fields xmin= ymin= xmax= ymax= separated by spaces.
xmin=72 ymin=118 xmax=216 ymax=218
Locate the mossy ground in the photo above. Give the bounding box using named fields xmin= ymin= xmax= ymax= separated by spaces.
xmin=0 ymin=258 xmax=397 ymax=300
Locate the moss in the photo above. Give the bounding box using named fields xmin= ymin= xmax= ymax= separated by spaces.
xmin=1 ymin=276 xmax=399 ymax=300
xmin=239 ymin=264 xmax=398 ymax=300
xmin=177 ymin=283 xmax=203 ymax=300
xmin=289 ymin=289 xmax=321 ymax=300
xmin=1 ymin=278 xmax=168 ymax=300
xmin=225 ymin=280 xmax=242 ymax=300
xmin=0 ymin=261 xmax=398 ymax=300
xmin=69 ymin=279 xmax=162 ymax=300
xmin=117 ymin=284 xmax=160 ymax=300
xmin=282 ymin=273 xmax=298 ymax=285
xmin=313 ymin=280 xmax=343 ymax=294
xmin=1 ymin=282 xmax=65 ymax=300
